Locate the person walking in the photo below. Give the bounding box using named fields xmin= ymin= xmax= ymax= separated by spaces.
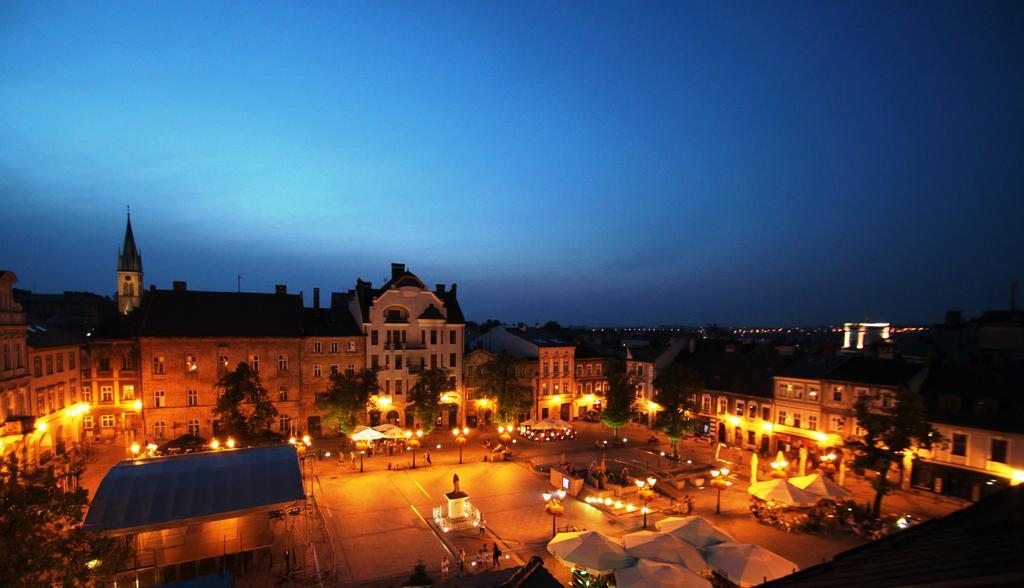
xmin=492 ymin=543 xmax=502 ymax=568
xmin=478 ymin=543 xmax=489 ymax=570
xmin=479 ymin=515 xmax=486 ymax=537
xmin=425 ymin=449 xmax=432 ymax=466
xmin=457 ymin=548 xmax=466 ymax=575
xmin=441 ymin=555 xmax=450 ymax=580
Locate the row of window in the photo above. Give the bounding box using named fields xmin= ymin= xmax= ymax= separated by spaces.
xmin=775 ymin=382 xmax=895 ymax=409
xmin=370 ymin=353 xmax=457 ymax=370
xmin=145 ymin=415 xmax=297 ymax=439
xmin=575 ymin=363 xmax=604 ymax=377
xmin=88 ymin=355 xmax=132 ymax=372
xmin=311 ymin=340 xmax=357 ymax=353
xmin=370 ymin=329 xmax=457 ymax=346
xmin=1 ymin=341 xmax=25 ymax=371
xmin=312 ymin=364 xmax=355 ymax=377
xmin=776 ymin=410 xmax=819 ymax=431
xmin=149 ymin=385 xmax=295 ymax=408
xmin=79 ymin=383 xmax=134 ymax=404
xmin=949 ymin=432 xmax=1009 ymax=464
xmin=543 ymin=360 xmax=573 ymax=377
xmin=153 ymin=354 xmax=290 ymax=375
xmin=31 ymin=350 xmax=77 ymax=377
xmin=712 ymin=397 xmax=772 ymax=422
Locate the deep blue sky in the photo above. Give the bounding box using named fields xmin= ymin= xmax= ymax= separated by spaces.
xmin=2 ymin=1 xmax=1022 ymax=326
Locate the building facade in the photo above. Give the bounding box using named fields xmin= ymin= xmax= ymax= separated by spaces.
xmin=348 ymin=263 xmax=465 ymax=428
xmin=0 ymin=271 xmax=34 ymax=464
xmin=26 ymin=322 xmax=86 ymax=461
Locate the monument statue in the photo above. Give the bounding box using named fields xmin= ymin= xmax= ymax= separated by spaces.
xmin=452 ymin=473 xmax=460 ymax=494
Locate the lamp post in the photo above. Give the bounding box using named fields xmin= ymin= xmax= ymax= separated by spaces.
xmin=498 ymin=425 xmax=512 ymax=444
xmin=820 ymin=451 xmax=838 ymax=478
xmin=709 ymin=468 xmax=731 ymax=514
xmin=406 ymin=429 xmax=423 ymax=468
xmin=132 ymin=399 xmax=144 ymax=443
xmin=355 ymin=440 xmax=369 ymax=472
xmin=452 ymin=427 xmax=469 ymax=464
xmin=770 ymin=456 xmax=790 ymax=479
xmin=635 ymin=476 xmax=657 ymax=528
xmin=542 ymin=489 xmax=567 ymax=538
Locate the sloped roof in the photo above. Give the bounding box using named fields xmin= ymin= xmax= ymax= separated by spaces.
xmin=136 ymin=289 xmax=304 ymax=337
xmin=506 ymin=328 xmax=573 ymax=347
xmin=418 ymin=304 xmax=445 ymax=320
xmin=84 ymin=445 xmax=304 ymax=535
xmin=825 ymin=356 xmax=926 ymax=387
xmin=351 ymin=271 xmax=465 ymax=325
xmin=26 ymin=322 xmax=84 ymax=349
xmin=303 ymin=304 xmax=362 ymax=337
xmin=776 ymin=355 xmax=849 ymax=380
xmin=676 ymin=347 xmax=795 ymax=398
xmin=762 ymin=485 xmax=1024 ymax=587
xmin=921 ymin=364 xmax=1024 ymax=433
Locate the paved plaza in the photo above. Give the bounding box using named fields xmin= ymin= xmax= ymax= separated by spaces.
xmin=79 ymin=422 xmax=966 ymax=587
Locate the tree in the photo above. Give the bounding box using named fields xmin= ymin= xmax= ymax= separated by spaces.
xmin=601 ymin=358 xmax=635 ymax=439
xmin=653 ymin=363 xmax=704 ymax=457
xmin=0 ymin=456 xmax=132 ymax=586
xmin=408 ymin=367 xmax=452 ymax=434
xmin=213 ymin=362 xmax=278 ymax=443
xmin=478 ymin=353 xmax=532 ymax=425
xmin=316 ymin=368 xmax=379 ymax=436
xmin=844 ymin=388 xmax=940 ymax=518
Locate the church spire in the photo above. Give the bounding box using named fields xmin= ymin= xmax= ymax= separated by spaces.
xmin=118 ymin=210 xmax=143 ymax=273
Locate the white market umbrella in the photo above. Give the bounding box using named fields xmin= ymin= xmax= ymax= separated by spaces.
xmin=705 ymin=542 xmax=798 ymax=587
xmin=373 ymin=423 xmax=399 ymax=434
xmin=622 ymin=531 xmax=710 ymax=574
xmin=534 ymin=417 xmax=572 ymax=430
xmin=655 ymin=516 xmax=734 ymax=549
xmin=747 ymin=479 xmax=820 ymax=507
xmin=615 ymin=559 xmax=712 ymax=588
xmin=376 ymin=425 xmax=408 ymax=439
xmin=520 ymin=418 xmax=538 ymax=428
xmin=788 ymin=474 xmax=851 ymax=499
xmin=547 ymin=530 xmax=634 ymax=574
xmin=351 ymin=426 xmax=385 ymax=441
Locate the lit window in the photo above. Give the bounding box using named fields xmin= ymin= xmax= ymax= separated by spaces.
xmin=100 ymin=414 xmax=116 ymax=428
xmin=347 ymin=341 xmax=357 ymax=352
xmin=100 ymin=386 xmax=114 ymax=403
xmin=153 ymin=356 xmax=165 ymax=375
xmin=187 ymin=389 xmax=198 ymax=406
xmin=121 ymin=384 xmax=135 ymax=400
xmin=155 ymin=389 xmax=165 ymax=407
xmin=186 ymin=354 xmax=198 ymax=372
xmin=777 ymin=410 xmax=787 ymax=425
xmin=83 ymin=415 xmax=94 ymax=430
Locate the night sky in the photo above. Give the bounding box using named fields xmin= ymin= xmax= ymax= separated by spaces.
xmin=2 ymin=2 xmax=1022 ymax=326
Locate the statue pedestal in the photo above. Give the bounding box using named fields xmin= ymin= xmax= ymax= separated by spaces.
xmin=445 ymin=490 xmax=469 ymax=520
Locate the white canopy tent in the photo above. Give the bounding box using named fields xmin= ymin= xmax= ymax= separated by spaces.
xmin=655 ymin=516 xmax=734 ymax=549
xmin=547 ymin=530 xmax=635 ymax=574
xmin=532 ymin=417 xmax=572 ymax=430
xmin=747 ymin=479 xmax=820 ymax=507
xmin=351 ymin=426 xmax=385 ymax=442
xmin=704 ymin=542 xmax=798 ymax=587
xmin=622 ymin=530 xmax=710 ymax=574
xmin=788 ymin=474 xmax=852 ymax=500
xmin=614 ymin=559 xmax=712 ymax=588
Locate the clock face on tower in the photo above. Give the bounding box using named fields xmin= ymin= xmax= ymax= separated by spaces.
xmin=125 ymin=275 xmax=132 ymax=281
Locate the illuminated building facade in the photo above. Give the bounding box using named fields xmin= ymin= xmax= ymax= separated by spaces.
xmin=26 ymin=321 xmax=87 ymax=462
xmin=348 ymin=263 xmax=465 ymax=429
xmin=841 ymin=322 xmax=891 ymax=351
xmin=0 ymin=271 xmax=33 ymax=463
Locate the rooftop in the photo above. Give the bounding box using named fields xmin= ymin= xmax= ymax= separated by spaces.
xmin=135 ymin=288 xmax=304 ymax=337
xmin=84 ymin=445 xmax=304 ymax=535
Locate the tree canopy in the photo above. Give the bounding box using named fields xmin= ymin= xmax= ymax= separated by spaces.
xmin=601 ymin=358 xmax=635 ymax=438
xmin=0 ymin=456 xmax=131 ymax=586
xmin=316 ymin=368 xmax=379 ymax=436
xmin=844 ymin=388 xmax=940 ymax=517
xmin=477 ymin=353 xmax=532 ymax=424
xmin=212 ymin=362 xmax=279 ymax=443
xmin=653 ymin=363 xmax=704 ymax=456
xmin=408 ymin=367 xmax=452 ymax=434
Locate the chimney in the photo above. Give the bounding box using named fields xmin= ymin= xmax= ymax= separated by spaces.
xmin=435 ymin=284 xmax=446 ymax=294
xmin=275 ymin=284 xmax=287 ymax=295
xmin=450 ymin=283 xmax=457 ymax=295
xmin=945 ymin=310 xmax=962 ymax=325
xmin=391 ymin=263 xmax=405 ymax=280
xmin=313 ymin=287 xmax=320 ymax=310
xmin=172 ymin=281 xmax=187 ymax=292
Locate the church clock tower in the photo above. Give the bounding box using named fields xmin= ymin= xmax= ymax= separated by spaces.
xmin=117 ymin=211 xmax=144 ymax=315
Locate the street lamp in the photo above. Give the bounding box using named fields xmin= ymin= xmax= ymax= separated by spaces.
xmin=226 ymin=437 xmax=236 ymax=449
xmin=452 ymin=427 xmax=469 ymax=464
xmin=406 ymin=429 xmax=423 ymax=468
xmin=210 ymin=438 xmax=220 ymax=450
xmin=542 ymin=489 xmax=567 ymax=538
xmin=709 ymin=468 xmax=731 ymax=514
xmin=770 ymin=457 xmax=790 ymax=479
xmin=498 ymin=425 xmax=512 ymax=444
xmin=355 ymin=440 xmax=369 ymax=472
xmin=635 ymin=476 xmax=657 ymax=528
xmin=820 ymin=451 xmax=838 ymax=477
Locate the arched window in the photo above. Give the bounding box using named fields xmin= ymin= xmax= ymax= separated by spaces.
xmin=187 ymin=419 xmax=200 ymax=436
xmin=154 ymin=421 xmax=167 ymax=439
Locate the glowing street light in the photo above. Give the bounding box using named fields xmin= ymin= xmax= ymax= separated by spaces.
xmin=452 ymin=427 xmax=469 ymax=464
xmin=542 ymin=489 xmax=567 ymax=538
xmin=355 ymin=440 xmax=369 ymax=472
xmin=210 ymin=439 xmax=220 ymax=450
xmin=226 ymin=437 xmax=236 ymax=449
xmin=405 ymin=429 xmax=423 ymax=468
xmin=635 ymin=476 xmax=657 ymax=528
xmin=709 ymin=468 xmax=732 ymax=514
xmin=302 ymin=434 xmax=311 ymax=446
xmin=130 ymin=442 xmax=141 ymax=456
xmin=498 ymin=425 xmax=513 ymax=444
xmin=288 ymin=436 xmax=297 ymax=445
